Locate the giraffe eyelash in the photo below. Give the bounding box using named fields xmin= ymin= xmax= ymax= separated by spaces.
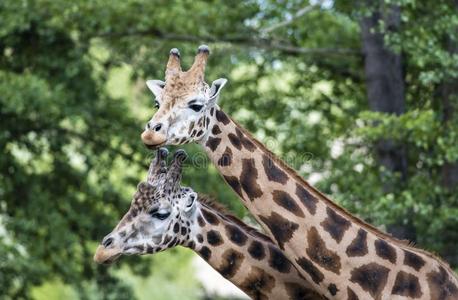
xmin=150 ymin=210 xmax=171 ymax=220
xmin=188 ymin=104 xmax=204 ymax=112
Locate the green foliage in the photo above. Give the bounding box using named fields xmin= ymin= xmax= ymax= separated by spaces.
xmin=1 ymin=0 xmax=457 ymax=298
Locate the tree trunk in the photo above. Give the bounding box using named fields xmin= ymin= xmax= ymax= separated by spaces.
xmin=439 ymin=83 xmax=458 ymax=188
xmin=360 ymin=1 xmax=414 ymax=241
xmin=439 ymin=0 xmax=458 ymax=189
xmin=437 ymin=0 xmax=458 ymax=267
xmin=360 ymin=2 xmax=407 ymax=179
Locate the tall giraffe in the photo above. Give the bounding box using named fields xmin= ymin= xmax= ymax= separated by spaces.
xmin=94 ymin=149 xmax=324 ymax=300
xmin=140 ymin=46 xmax=458 ymax=299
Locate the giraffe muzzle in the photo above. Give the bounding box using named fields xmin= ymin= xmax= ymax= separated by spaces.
xmin=93 ymin=245 xmax=122 ymax=265
xmin=141 ymin=129 xmax=167 ymax=148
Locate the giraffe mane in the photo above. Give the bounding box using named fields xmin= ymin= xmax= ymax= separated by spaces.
xmin=198 ymin=194 xmax=273 ymax=243
xmin=229 ymin=114 xmax=456 ymax=273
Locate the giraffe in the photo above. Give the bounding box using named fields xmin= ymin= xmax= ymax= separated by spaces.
xmin=139 ymin=45 xmax=458 ymax=300
xmin=94 ymin=148 xmax=324 ymax=300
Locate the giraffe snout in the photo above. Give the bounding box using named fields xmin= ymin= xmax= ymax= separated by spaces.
xmin=141 ymin=126 xmax=167 ymax=148
xmin=93 ymin=234 xmax=122 ymax=264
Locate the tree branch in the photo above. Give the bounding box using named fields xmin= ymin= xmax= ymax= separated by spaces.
xmin=94 ymin=29 xmax=361 ymax=57
xmin=261 ymin=1 xmax=324 ymax=34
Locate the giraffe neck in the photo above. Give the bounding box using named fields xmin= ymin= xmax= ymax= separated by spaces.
xmin=185 ymin=198 xmax=324 ymax=300
xmin=198 ymin=108 xmax=458 ymax=299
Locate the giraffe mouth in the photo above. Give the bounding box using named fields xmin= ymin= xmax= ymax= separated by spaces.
xmin=101 ymin=253 xmax=122 ymax=265
xmin=93 ymin=245 xmax=122 ymax=265
xmin=144 ymin=142 xmax=165 ymax=150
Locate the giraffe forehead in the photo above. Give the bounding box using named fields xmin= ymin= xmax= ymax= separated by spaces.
xmin=161 ymin=75 xmax=209 ymax=106
xmin=133 ymin=193 xmax=156 ymax=209
xmin=133 ymin=187 xmax=170 ymax=209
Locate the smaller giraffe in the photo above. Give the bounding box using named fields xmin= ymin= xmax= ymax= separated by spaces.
xmin=94 ymin=149 xmax=324 ymax=300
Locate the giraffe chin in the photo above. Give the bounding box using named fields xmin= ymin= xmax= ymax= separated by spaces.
xmin=93 ymin=245 xmax=122 ymax=265
xmin=144 ymin=142 xmax=165 ymax=150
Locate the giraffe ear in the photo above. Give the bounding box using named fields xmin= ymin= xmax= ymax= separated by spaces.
xmin=209 ymin=78 xmax=227 ymax=104
xmin=184 ymin=192 xmax=197 ymax=212
xmin=146 ymin=80 xmax=165 ymax=98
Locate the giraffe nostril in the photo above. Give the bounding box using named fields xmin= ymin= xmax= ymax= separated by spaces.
xmin=102 ymin=237 xmax=114 ymax=248
xmin=153 ymin=123 xmax=162 ymax=132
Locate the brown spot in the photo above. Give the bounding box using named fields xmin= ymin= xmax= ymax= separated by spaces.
xmin=225 ymin=224 xmax=248 ymax=246
xmin=306 ymin=226 xmax=341 ymax=274
xmin=391 ymin=271 xmax=422 ymax=298
xmin=272 ymin=190 xmax=304 ymax=217
xmin=187 ymin=241 xmax=195 ymax=249
xmin=201 ymin=209 xmax=219 ymax=225
xmin=215 ymin=109 xmax=230 ymax=125
xmin=173 ymin=222 xmax=180 ymax=233
xmin=347 ymin=287 xmax=359 ymax=300
xmin=217 ymin=147 xmax=232 ymax=167
xmin=328 ymin=283 xmax=338 ymax=296
xmin=235 ymin=127 xmax=256 ymax=152
xmin=285 ymin=282 xmax=322 ymax=300
xmin=240 ymin=266 xmax=275 ymax=300
xmin=206 ymin=136 xmax=221 ymax=151
xmin=248 ymin=240 xmax=265 ymax=260
xmin=210 ymin=107 xmax=215 ymax=116
xmin=198 ymin=116 xmax=204 ymax=126
xmin=374 ymin=239 xmax=397 ymax=264
xmin=259 ymin=212 xmax=299 ymax=250
xmin=267 ymin=245 xmax=292 ymax=273
xmin=320 ymin=207 xmax=351 ymax=243
xmin=262 ymin=155 xmax=288 ymax=184
xmin=217 ymin=249 xmax=244 ymax=278
xmin=427 ymin=266 xmax=458 ymax=300
xmin=296 ymin=257 xmax=324 ymax=284
xmin=295 ymin=183 xmax=317 ymax=215
xmin=196 ymin=234 xmax=204 ymax=243
xmin=163 ymin=235 xmax=172 ymax=245
xmin=223 ymin=175 xmax=243 ymax=198
xmin=346 ymin=229 xmax=368 ymax=257
xmin=211 ymin=124 xmax=221 ymax=135
xmin=240 ymin=158 xmax=263 ymax=199
xmin=167 ymin=237 xmax=177 ymax=247
xmin=199 ymin=246 xmax=212 ymax=260
xmin=350 ymin=262 xmax=390 ymax=299
xmin=188 ymin=121 xmax=195 ymax=134
xmin=403 ymin=250 xmax=425 ymax=271
xmin=197 ymin=215 xmax=205 ymax=227
xmin=207 ymin=230 xmax=223 ymax=246
xmin=228 ymin=133 xmax=242 ymax=150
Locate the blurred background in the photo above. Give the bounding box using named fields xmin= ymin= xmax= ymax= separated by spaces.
xmin=1 ymin=0 xmax=457 ymax=299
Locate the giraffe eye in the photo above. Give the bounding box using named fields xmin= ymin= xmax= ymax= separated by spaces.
xmin=154 ymin=100 xmax=160 ymax=109
xmin=150 ymin=210 xmax=170 ymax=220
xmin=188 ymin=104 xmax=203 ymax=112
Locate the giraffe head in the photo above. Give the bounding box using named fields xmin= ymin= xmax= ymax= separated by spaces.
xmin=94 ymin=148 xmax=198 ymax=264
xmin=141 ymin=45 xmax=227 ymax=148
